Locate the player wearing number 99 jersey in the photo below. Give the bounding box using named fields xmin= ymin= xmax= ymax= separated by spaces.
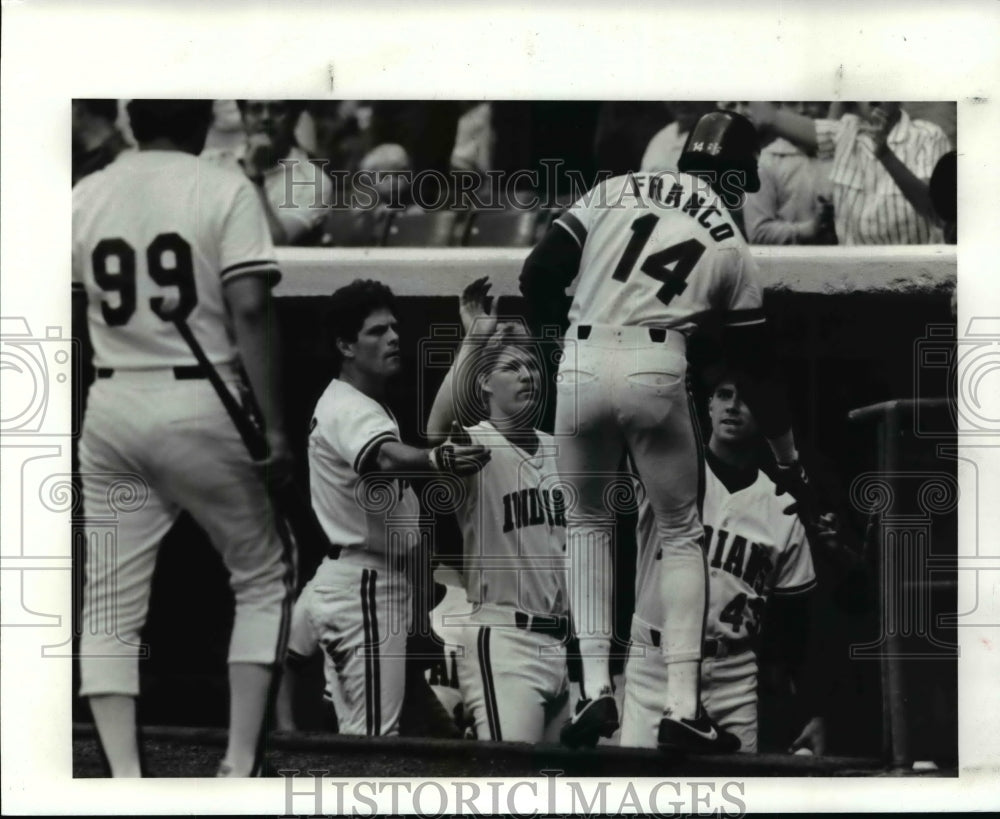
xmin=521 ymin=111 xmax=807 ymax=751
xmin=73 ymin=100 xmax=295 ymax=777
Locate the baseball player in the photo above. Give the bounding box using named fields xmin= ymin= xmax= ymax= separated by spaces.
xmin=621 ymin=374 xmax=825 ymax=753
xmin=520 ymin=110 xmax=821 ymax=751
xmin=425 ymin=277 xmax=570 ymax=742
xmin=284 ymin=279 xmax=490 ymax=736
xmin=73 ymin=100 xmax=296 ymax=777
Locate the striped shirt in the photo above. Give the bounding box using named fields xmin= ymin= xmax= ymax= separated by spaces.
xmin=815 ymin=110 xmax=951 ymax=245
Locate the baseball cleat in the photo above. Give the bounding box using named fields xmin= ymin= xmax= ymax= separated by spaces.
xmin=560 ymin=691 xmax=619 ymax=748
xmin=657 ymin=706 xmax=741 ymax=753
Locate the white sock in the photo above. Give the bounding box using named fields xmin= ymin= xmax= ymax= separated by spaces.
xmin=663 ymin=660 xmax=699 ymax=720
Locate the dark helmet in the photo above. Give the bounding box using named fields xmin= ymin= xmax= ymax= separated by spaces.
xmin=677 ymin=110 xmax=761 ymax=193
xmin=126 ymin=99 xmax=215 ymax=146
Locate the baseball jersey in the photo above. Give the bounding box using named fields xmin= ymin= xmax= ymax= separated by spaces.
xmin=634 ymin=453 xmax=816 ymax=641
xmin=308 ymin=378 xmax=421 ymax=555
xmin=72 ymin=150 xmax=280 ymax=369
xmin=555 ymin=172 xmax=764 ymax=333
xmin=455 ymin=423 xmax=568 ymax=616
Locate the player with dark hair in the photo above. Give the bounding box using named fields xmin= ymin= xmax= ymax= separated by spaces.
xmin=72 ymin=98 xmax=129 ymax=186
xmin=282 ymin=279 xmax=491 ymax=736
xmin=73 ymin=98 xmax=296 ymax=776
xmin=520 ymin=110 xmax=821 ymax=751
xmin=622 ymin=373 xmax=827 ymax=753
xmin=425 ymin=277 xmax=571 ymax=742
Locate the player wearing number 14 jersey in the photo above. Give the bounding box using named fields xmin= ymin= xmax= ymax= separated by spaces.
xmin=520 ymin=111 xmax=810 ymax=751
xmin=73 ymin=100 xmax=295 ymax=777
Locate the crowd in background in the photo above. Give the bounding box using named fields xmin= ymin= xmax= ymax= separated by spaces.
xmin=72 ymin=99 xmax=957 ymax=248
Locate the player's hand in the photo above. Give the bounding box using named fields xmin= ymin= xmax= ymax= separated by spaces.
xmin=256 ymin=430 xmax=295 ymax=487
xmin=789 ymin=715 xmax=827 ymax=756
xmin=428 ymin=441 xmax=491 ymax=476
xmin=774 ymin=460 xmax=824 ymax=522
xmin=244 ymin=133 xmax=275 ymax=178
xmin=459 ymin=276 xmax=499 ymax=338
xmin=858 ymin=107 xmax=893 ymax=159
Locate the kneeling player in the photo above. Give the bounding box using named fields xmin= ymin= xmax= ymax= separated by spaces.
xmin=426 ymin=277 xmax=571 ymax=742
xmin=620 ymin=374 xmax=825 ymax=753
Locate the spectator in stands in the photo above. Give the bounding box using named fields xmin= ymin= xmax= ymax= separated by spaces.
xmin=308 ymin=100 xmax=368 ymax=177
xmin=640 ymin=102 xmax=716 ymax=173
xmin=593 ymin=102 xmax=673 ymax=176
xmin=744 ymin=102 xmax=837 ymax=245
xmin=320 ymin=142 xmax=411 ymax=247
xmin=451 ymin=102 xmax=494 ymax=177
xmin=202 ymin=99 xmax=333 ymax=245
xmin=748 ymin=101 xmax=951 ymax=244
xmin=72 ymin=99 xmax=129 ymax=186
xmin=369 ymin=102 xmax=461 ymax=209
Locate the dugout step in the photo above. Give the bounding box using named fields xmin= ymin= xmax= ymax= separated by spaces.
xmin=73 ymin=723 xmax=896 ymax=778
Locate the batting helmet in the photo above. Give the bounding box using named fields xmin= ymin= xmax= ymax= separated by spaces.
xmin=677 ymin=110 xmax=761 ymax=194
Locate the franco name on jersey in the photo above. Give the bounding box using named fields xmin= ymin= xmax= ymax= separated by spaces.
xmin=615 ymin=172 xmax=738 ymax=243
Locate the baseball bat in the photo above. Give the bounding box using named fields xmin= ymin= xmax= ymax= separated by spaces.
xmin=172 ymin=317 xmax=331 ymax=556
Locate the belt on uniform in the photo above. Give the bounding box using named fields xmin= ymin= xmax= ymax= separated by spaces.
xmin=514 ymin=610 xmax=569 ymax=642
xmin=575 ymin=325 xmax=670 ymax=343
xmin=96 ymin=365 xmax=208 ymax=380
xmin=647 ymin=627 xmax=753 ymax=658
xmin=326 ymin=544 xmax=408 ymax=573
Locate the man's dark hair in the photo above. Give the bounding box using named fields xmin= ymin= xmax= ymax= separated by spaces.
xmin=76 ymin=99 xmax=120 ymax=122
xmin=328 ymin=279 xmax=399 ymax=368
xmin=127 ymin=99 xmax=215 ymax=146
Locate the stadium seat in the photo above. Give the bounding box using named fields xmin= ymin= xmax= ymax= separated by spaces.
xmin=319 ymin=209 xmax=380 ymax=247
xmin=463 ymin=210 xmax=540 ymax=247
xmin=380 ymin=210 xmax=465 ymax=247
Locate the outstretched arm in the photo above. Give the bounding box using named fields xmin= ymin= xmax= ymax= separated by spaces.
xmin=427 ymin=277 xmax=500 ymax=444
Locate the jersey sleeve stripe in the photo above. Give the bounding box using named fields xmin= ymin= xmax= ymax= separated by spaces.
xmin=771 ymin=578 xmax=818 ymax=596
xmin=220 ymin=259 xmax=281 ymax=278
xmin=353 ymin=431 xmax=399 ymax=474
xmin=723 ymin=308 xmax=767 ymax=327
xmin=555 ymin=213 xmax=587 ymax=249
xmin=220 ymin=266 xmax=283 ymax=288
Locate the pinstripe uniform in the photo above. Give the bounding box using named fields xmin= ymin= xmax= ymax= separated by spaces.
xmin=287 ymin=379 xmax=420 ymax=736
xmin=448 ymin=422 xmax=571 ymax=742
xmin=621 ymin=455 xmax=816 ymax=750
xmin=73 ymin=150 xmax=296 ymax=698
xmin=815 ymin=110 xmax=951 ymax=244
xmin=549 ymin=172 xmax=766 ymax=700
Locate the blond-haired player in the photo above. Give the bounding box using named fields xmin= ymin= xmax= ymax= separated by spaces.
xmin=426 ymin=277 xmax=571 ymax=742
